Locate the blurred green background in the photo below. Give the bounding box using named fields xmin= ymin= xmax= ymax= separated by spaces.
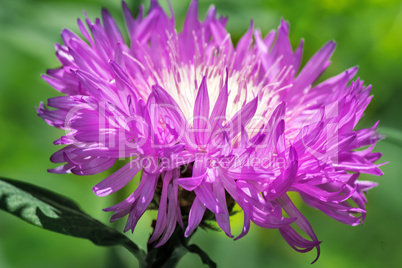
xmin=0 ymin=0 xmax=401 ymax=267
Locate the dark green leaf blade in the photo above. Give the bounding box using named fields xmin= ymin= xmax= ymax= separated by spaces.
xmin=0 ymin=177 xmax=146 ymax=267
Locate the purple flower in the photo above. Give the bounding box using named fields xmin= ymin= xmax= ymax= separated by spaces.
xmin=38 ymin=0 xmax=384 ymax=262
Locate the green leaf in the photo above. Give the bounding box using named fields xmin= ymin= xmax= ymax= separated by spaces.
xmin=0 ymin=177 xmax=146 ymax=267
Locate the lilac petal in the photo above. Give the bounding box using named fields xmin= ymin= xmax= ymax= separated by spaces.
xmin=185 ymin=197 xmax=206 ymax=237
xmin=150 ymin=85 xmax=187 ymax=131
xmin=221 ymin=167 xmax=274 ymax=181
xmin=124 ymin=173 xmax=158 ymax=232
xmin=193 ymin=76 xmax=210 ymax=145
xmin=104 ymin=191 xmax=136 ymax=213
xmin=149 ymin=170 xmax=173 ymax=243
xmin=93 ymin=159 xmax=141 ymax=196
xmin=236 ymin=180 xmax=266 ymax=211
xmin=132 ymin=14 xmax=156 ymax=44
xmin=54 ymin=44 xmax=74 ymax=66
xmin=293 ymin=182 xmax=356 ymax=203
xmin=77 ymin=18 xmax=94 ymax=47
xmin=91 ymin=19 xmax=114 ymax=61
xmin=47 ymin=96 xmax=76 ymax=109
xmin=257 ymin=102 xmax=286 ymax=150
xmin=219 ymin=169 xmax=238 ymax=201
xmin=192 ymin=156 xmax=207 ymax=176
xmin=213 ymin=179 xmax=233 ymax=237
xmin=122 ymin=1 xmax=138 ymax=40
xmin=179 ymin=0 xmax=200 ymax=63
xmin=265 ymin=148 xmax=298 ymax=200
xmin=49 ymin=145 xmax=75 ymax=163
xmin=177 ymin=172 xmax=206 ymax=191
xmin=71 ymin=157 xmax=116 ymax=176
xmin=301 ymin=193 xmax=365 ymax=225
xmin=182 ymin=0 xmax=199 ymax=32
xmin=194 ymin=182 xmax=223 ymax=214
xmin=226 ymin=96 xmax=258 ymax=140
xmin=109 ymin=60 xmax=132 ymax=89
xmin=264 ymin=29 xmax=277 ymax=49
xmin=306 ymin=67 xmax=358 ymax=105
xmin=61 ymin=28 xmax=81 ymax=47
xmin=155 ymin=179 xmax=181 ymax=246
xmin=210 ymin=70 xmax=229 ymax=132
xmin=48 ymin=163 xmax=73 ymax=174
xmin=234 ymin=201 xmax=251 ymax=240
xmin=74 ymin=70 xmax=104 ymax=97
xmin=101 ymin=8 xmax=125 ymax=46
xmin=233 ymin=22 xmax=253 ymax=70
xmin=68 ymin=38 xmax=106 ymax=74
xmin=270 ymin=102 xmax=286 ymax=125
xmin=209 ymin=20 xmax=232 ymax=49
xmin=275 ymin=120 xmax=285 ymax=153
xmin=252 ymin=203 xmax=296 ymax=228
xmin=292 ymin=39 xmax=304 ymax=73
xmin=334 ymin=158 xmax=384 ymax=176
xmin=41 ymin=73 xmax=79 ymax=95
xmin=53 ymin=136 xmax=73 ymax=145
xmin=356 ymin=180 xmax=378 ymax=193
xmin=293 ymin=41 xmax=336 ymax=93
xmin=270 ymin=19 xmax=293 ymax=69
xmin=37 ymin=104 xmax=68 ymax=129
xmin=279 ymin=225 xmax=321 ymax=261
xmin=277 ymin=194 xmax=321 ymax=263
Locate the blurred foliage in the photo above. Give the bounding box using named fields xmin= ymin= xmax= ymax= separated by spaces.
xmin=0 ymin=0 xmax=401 ymax=267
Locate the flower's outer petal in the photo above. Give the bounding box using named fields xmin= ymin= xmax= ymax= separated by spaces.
xmin=93 ymin=159 xmax=141 ymax=197
xmin=292 ymin=39 xmax=304 ymax=74
xmin=213 ymin=178 xmax=233 ymax=237
xmin=305 ymin=67 xmax=358 ymax=107
xmin=270 ymin=20 xmax=293 ymax=72
xmin=289 ymin=41 xmax=336 ymax=103
xmin=177 ymin=173 xmax=206 ymax=191
xmin=48 ymin=163 xmax=74 ymax=174
xmin=156 ymin=176 xmax=182 ymax=247
xmin=180 ymin=0 xmax=201 ymax=62
xmin=233 ymin=22 xmax=253 ymax=70
xmin=122 ymin=1 xmax=138 ymax=40
xmin=149 ymin=170 xmax=173 ymax=243
xmin=37 ymin=103 xmax=68 ymax=129
xmin=150 ymin=85 xmax=187 ymax=131
xmin=277 ymin=194 xmax=321 ymax=263
xmin=265 ymin=147 xmax=298 ymax=201
xmin=185 ymin=197 xmax=206 ymax=237
xmin=70 ymin=156 xmax=116 ymax=176
xmin=234 ymin=200 xmax=251 ymax=240
xmin=220 ymin=167 xmax=274 ymax=181
xmin=102 ymin=8 xmax=125 ymax=46
xmin=194 ymin=182 xmax=223 ymax=214
xmin=209 ymin=19 xmax=233 ymax=51
xmin=124 ymin=172 xmax=159 ymax=232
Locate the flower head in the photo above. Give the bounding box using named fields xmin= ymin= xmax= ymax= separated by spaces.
xmin=38 ymin=0 xmax=383 ymax=262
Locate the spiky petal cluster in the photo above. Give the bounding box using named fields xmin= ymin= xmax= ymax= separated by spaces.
xmin=38 ymin=0 xmax=383 ymax=261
